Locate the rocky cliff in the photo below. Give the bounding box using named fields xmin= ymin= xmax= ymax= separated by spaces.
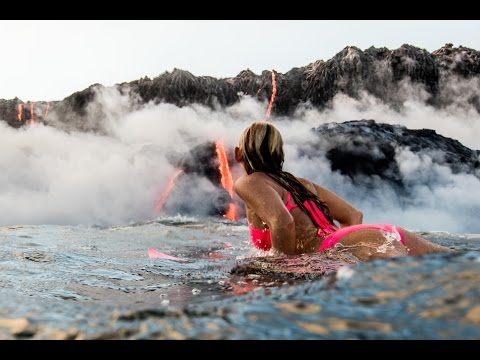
xmin=1 ymin=43 xmax=479 ymax=131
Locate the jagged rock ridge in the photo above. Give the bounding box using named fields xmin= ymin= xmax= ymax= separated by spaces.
xmin=312 ymin=120 xmax=480 ymax=188
xmin=1 ymin=43 xmax=480 ymax=131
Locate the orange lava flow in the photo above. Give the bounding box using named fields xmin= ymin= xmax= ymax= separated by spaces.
xmin=29 ymin=103 xmax=35 ymax=126
xmin=215 ymin=140 xmax=237 ymax=221
xmin=154 ymin=169 xmax=184 ymax=212
xmin=17 ymin=104 xmax=23 ymax=122
xmin=265 ymin=70 xmax=277 ymax=120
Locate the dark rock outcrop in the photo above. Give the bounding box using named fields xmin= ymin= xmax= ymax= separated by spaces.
xmin=124 ymin=69 xmax=238 ymax=109
xmin=2 ymin=43 xmax=480 ymax=129
xmin=0 ymin=98 xmax=51 ymax=129
xmin=161 ymin=141 xmax=239 ymax=217
xmin=311 ymin=120 xmax=480 ymax=189
xmin=432 ymin=43 xmax=480 ymax=77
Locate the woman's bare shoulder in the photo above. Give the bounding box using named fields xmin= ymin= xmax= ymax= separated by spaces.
xmin=295 ymin=176 xmax=318 ymax=194
xmin=234 ymin=173 xmax=271 ymax=194
xmin=234 ymin=173 xmax=255 ymax=185
xmin=235 ymin=172 xmax=271 ymax=185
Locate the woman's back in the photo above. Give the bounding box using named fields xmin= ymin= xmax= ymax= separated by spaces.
xmin=237 ymin=172 xmax=329 ymax=254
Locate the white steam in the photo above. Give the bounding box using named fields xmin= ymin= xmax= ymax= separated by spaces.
xmin=297 ymin=76 xmax=480 ymax=150
xmin=1 ymin=80 xmax=480 ymax=233
xmin=0 ymin=89 xmax=263 ymax=226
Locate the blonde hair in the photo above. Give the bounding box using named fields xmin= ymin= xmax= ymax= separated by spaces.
xmin=238 ymin=122 xmax=284 ymax=175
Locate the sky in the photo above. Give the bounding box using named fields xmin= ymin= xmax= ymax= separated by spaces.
xmin=2 ymin=20 xmax=480 ymax=101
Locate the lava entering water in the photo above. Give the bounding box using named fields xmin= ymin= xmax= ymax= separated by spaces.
xmin=215 ymin=140 xmax=237 ymax=221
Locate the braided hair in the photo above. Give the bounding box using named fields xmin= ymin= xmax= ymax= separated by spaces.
xmin=238 ymin=122 xmax=335 ymax=226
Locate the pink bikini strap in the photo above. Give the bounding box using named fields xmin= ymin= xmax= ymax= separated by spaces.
xmin=285 ymin=192 xmax=298 ymax=211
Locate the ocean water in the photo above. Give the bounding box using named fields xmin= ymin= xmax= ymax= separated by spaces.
xmin=1 ymin=216 xmax=480 ymax=339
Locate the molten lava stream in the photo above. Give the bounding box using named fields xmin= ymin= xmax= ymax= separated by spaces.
xmin=265 ymin=70 xmax=277 ymax=120
xmin=155 ymin=169 xmax=184 ymax=212
xmin=215 ymin=140 xmax=237 ymax=221
xmin=17 ymin=104 xmax=23 ymax=122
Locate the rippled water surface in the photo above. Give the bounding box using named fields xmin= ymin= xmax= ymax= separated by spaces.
xmin=1 ymin=216 xmax=479 ymax=339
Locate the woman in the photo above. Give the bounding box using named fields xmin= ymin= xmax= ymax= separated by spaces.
xmin=234 ymin=122 xmax=448 ymax=261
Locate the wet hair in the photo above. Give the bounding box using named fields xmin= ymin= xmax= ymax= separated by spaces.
xmin=238 ymin=122 xmax=334 ymax=226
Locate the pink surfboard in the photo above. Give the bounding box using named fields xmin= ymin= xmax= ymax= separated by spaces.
xmin=147 ymin=247 xmax=187 ymax=262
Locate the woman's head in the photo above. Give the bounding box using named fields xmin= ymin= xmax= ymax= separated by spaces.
xmin=236 ymin=122 xmax=284 ymax=174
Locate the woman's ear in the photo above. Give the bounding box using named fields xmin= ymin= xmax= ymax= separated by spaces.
xmin=234 ymin=147 xmax=242 ymax=163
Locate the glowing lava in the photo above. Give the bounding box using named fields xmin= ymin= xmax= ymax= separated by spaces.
xmin=265 ymin=70 xmax=277 ymax=120
xmin=154 ymin=169 xmax=184 ymax=212
xmin=17 ymin=104 xmax=23 ymax=122
xmin=215 ymin=140 xmax=237 ymax=221
xmin=154 ymin=69 xmax=277 ymax=220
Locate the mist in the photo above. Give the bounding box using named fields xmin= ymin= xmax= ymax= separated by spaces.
xmin=1 ymin=82 xmax=479 ymax=233
xmin=297 ymin=76 xmax=480 ymax=150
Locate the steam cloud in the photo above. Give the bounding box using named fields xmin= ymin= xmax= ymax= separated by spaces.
xmin=1 ymin=79 xmax=479 ymax=233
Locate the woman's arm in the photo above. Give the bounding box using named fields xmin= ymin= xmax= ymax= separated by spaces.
xmin=234 ymin=174 xmax=297 ymax=255
xmin=300 ymin=178 xmax=363 ymax=227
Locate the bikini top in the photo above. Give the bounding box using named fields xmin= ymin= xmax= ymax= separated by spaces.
xmin=249 ymin=191 xmax=338 ymax=251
